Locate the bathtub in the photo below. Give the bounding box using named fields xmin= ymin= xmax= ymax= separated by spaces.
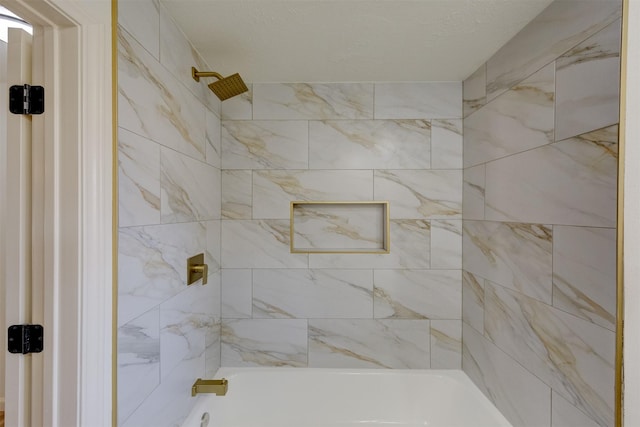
xmin=181 ymin=368 xmax=512 ymax=427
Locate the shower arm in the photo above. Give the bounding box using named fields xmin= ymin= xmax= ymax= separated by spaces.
xmin=192 ymin=67 xmax=224 ymax=82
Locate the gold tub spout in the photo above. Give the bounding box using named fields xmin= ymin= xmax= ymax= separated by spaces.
xmin=191 ymin=378 xmax=228 ymax=397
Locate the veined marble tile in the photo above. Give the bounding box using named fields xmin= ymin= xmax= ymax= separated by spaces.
xmin=430 ymin=320 xmax=462 ymax=369
xmin=431 ymin=119 xmax=463 ymax=170
xmin=121 ymin=349 xmax=205 ymax=427
xmin=553 ymin=226 xmax=616 ymax=331
xmin=292 ymin=204 xmax=386 ymax=252
xmin=464 ymin=62 xmax=555 ymax=168
xmin=221 ymin=85 xmax=253 ymax=120
xmin=118 ymin=222 xmax=206 ymax=326
xmin=118 ymin=0 xmax=159 ymax=60
xmin=118 ymin=29 xmax=206 ymax=161
xmin=205 ymin=109 xmax=221 ymax=168
xmin=463 ymin=64 xmax=486 ymax=118
xmin=221 ymin=220 xmax=308 ymax=268
xmin=221 ymin=170 xmax=252 ymax=219
xmin=463 ymin=164 xmax=485 ymax=220
xmin=463 ymin=323 xmax=551 ymax=427
xmin=221 ymin=120 xmax=308 ymax=169
xmin=205 ymin=220 xmax=221 ymax=273
xmin=486 ymin=0 xmax=621 ymax=101
xmin=160 ymin=281 xmax=218 ymax=379
xmin=205 ymin=317 xmax=221 ymax=378
xmin=463 ymin=220 xmax=552 ymax=304
xmin=484 ymin=282 xmax=615 ymax=427
xmin=308 ymin=319 xmax=430 ymax=369
xmin=118 ymin=128 xmax=161 ymax=228
xmin=159 ymin=5 xmax=220 ymax=112
xmin=374 ymin=82 xmax=462 ymax=119
xmin=462 ymin=271 xmax=485 ymax=334
xmin=160 ymin=147 xmax=220 ymax=223
xmin=552 ymin=391 xmax=601 ymax=427
xmin=117 ymin=309 xmax=160 ymax=424
xmin=374 ymin=269 xmax=461 ymax=320
xmin=253 ymin=170 xmax=373 ymax=219
xmin=485 ymin=125 xmax=618 ymax=227
xmin=221 ymin=269 xmax=252 ymax=319
xmin=308 ymin=120 xmax=430 ymax=170
xmin=221 ymin=319 xmax=308 ymax=367
xmin=374 ymin=170 xmax=462 ymax=219
xmin=556 ymin=19 xmax=621 ymax=142
xmin=253 ymin=83 xmax=374 ymax=120
xmin=253 ymin=269 xmax=373 ymax=319
xmin=430 ymin=220 xmax=462 ymax=269
xmin=309 ymin=220 xmax=430 ymax=269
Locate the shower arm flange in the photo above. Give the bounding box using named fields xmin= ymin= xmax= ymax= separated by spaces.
xmin=192 ymin=67 xmax=224 ymax=82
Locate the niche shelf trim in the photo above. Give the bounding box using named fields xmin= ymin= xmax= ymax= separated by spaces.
xmin=290 ymin=201 xmax=390 ymax=254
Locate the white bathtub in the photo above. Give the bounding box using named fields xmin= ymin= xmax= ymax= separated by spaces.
xmin=181 ymin=368 xmax=512 ymax=427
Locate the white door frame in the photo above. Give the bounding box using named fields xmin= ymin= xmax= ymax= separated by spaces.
xmin=1 ymin=0 xmax=113 ymax=425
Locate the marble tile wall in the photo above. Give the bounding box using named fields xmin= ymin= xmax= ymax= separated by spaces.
xmin=220 ymin=81 xmax=463 ymax=370
xmin=117 ymin=1 xmax=221 ymax=425
xmin=462 ymin=2 xmax=621 ymax=426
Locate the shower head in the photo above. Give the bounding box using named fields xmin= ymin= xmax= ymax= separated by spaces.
xmin=192 ymin=67 xmax=249 ymax=101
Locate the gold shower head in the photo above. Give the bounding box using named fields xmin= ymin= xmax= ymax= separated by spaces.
xmin=192 ymin=67 xmax=249 ymax=101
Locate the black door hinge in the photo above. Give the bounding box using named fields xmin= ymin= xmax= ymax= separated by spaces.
xmin=9 ymin=84 xmax=45 ymax=115
xmin=8 ymin=324 xmax=44 ymax=354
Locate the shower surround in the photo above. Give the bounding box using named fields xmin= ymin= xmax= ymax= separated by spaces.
xmin=462 ymin=1 xmax=621 ymax=426
xmin=115 ymin=0 xmax=621 ymax=426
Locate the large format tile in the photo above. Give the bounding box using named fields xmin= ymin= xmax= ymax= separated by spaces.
xmin=221 ymin=170 xmax=252 ymax=220
xmin=430 ymin=220 xmax=462 ymax=269
xmin=553 ymin=226 xmax=616 ymax=331
xmin=159 ymin=282 xmax=218 ymax=380
xmin=159 ymin=5 xmax=220 ymax=111
xmin=118 ymin=128 xmax=161 ymax=228
xmin=117 ymin=309 xmax=160 ymax=425
xmin=160 ymin=148 xmax=220 ymax=223
xmin=221 ymin=319 xmax=308 ymax=367
xmin=221 ymin=220 xmax=308 ymax=268
xmin=462 ymin=164 xmax=485 ymax=220
xmin=253 ymin=83 xmax=374 ymax=120
xmin=205 ymin=109 xmax=221 ymax=167
xmin=374 ymin=82 xmax=462 ymax=119
xmin=221 ymin=269 xmax=252 ymax=319
xmin=463 ymin=323 xmax=551 ymax=427
xmin=464 ymin=62 xmax=555 ymax=168
xmin=205 ymin=220 xmax=221 ymax=273
xmin=431 ymin=119 xmax=463 ymax=169
xmin=486 ymin=0 xmax=621 ymax=101
xmin=374 ymin=170 xmax=462 ymax=219
xmin=221 ymin=85 xmax=253 ymax=120
xmin=430 ymin=320 xmax=462 ymax=369
xmin=253 ymin=269 xmax=373 ymax=319
xmin=484 ymin=282 xmax=615 ymax=427
xmin=373 ymin=270 xmax=461 ymax=320
xmin=221 ymin=120 xmax=308 ymax=169
xmin=485 ymin=125 xmax=618 ymax=227
xmin=309 ymin=319 xmax=430 ymax=369
xmin=118 ymin=0 xmax=159 ymax=60
xmin=552 ymin=391 xmax=601 ymax=427
xmin=118 ymin=222 xmax=206 ymax=326
xmin=118 ymin=29 xmax=206 ymax=161
xmin=253 ymin=170 xmax=373 ymax=219
xmin=463 ymin=220 xmax=552 ymax=304
xmin=309 ymin=220 xmax=429 ymax=269
xmin=308 ymin=120 xmax=430 ymax=169
xmin=463 ymin=64 xmax=486 ymax=118
xmin=462 ymin=270 xmax=485 ymax=334
xmin=556 ymin=19 xmax=621 ymax=141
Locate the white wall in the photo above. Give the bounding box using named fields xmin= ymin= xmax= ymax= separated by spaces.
xmin=623 ymin=0 xmax=640 ymax=425
xmin=0 ymin=38 xmax=7 ymax=411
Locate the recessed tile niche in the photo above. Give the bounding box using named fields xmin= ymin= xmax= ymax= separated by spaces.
xmin=290 ymin=201 xmax=390 ymax=254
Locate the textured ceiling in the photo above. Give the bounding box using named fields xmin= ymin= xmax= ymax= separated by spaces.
xmin=160 ymin=0 xmax=554 ymax=83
